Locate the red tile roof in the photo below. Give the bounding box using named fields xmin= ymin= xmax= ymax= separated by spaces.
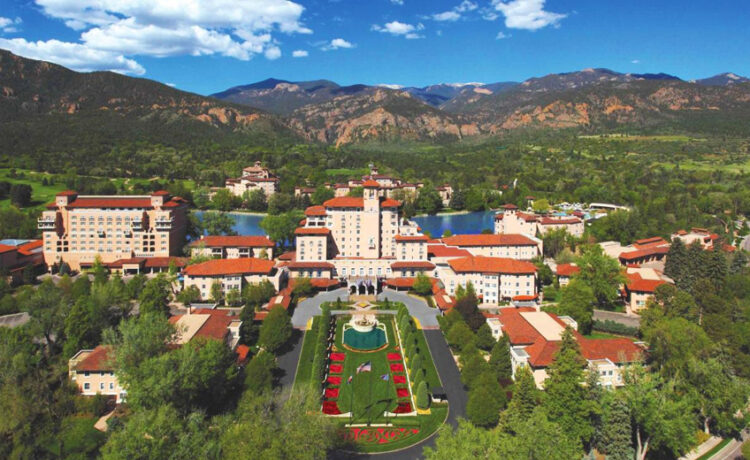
xmin=625 ymin=272 xmax=667 ymax=293
xmin=381 ymin=198 xmax=401 ymax=208
xmin=556 ymin=263 xmax=580 ymax=277
xmin=395 ymin=235 xmax=429 ymax=242
xmin=48 ymin=194 xmax=185 ymax=209
xmin=385 ymin=277 xmax=417 ymax=288
xmin=294 ymin=227 xmax=331 ymax=235
xmin=512 ymin=294 xmax=538 ymax=301
xmin=16 ymin=240 xmax=43 ymax=255
xmin=447 ymin=256 xmax=537 ymax=275
xmin=170 ymin=309 xmax=239 ymax=342
xmin=310 ymin=279 xmax=341 ymax=289
xmin=427 ymin=244 xmax=472 ymax=258
xmin=362 ymin=179 xmax=380 ymax=188
xmin=74 ymin=345 xmax=115 ymax=371
xmin=287 ymin=261 xmax=336 ymax=269
xmin=57 ymin=190 xmax=78 ymax=196
xmin=183 ymin=258 xmax=275 ymax=276
xmin=634 ymin=236 xmax=667 ymax=246
xmin=304 ymin=206 xmax=327 ymax=216
xmin=502 ymin=204 xmax=518 ymax=209
xmin=0 ymin=244 xmax=16 ymax=254
xmin=191 ymin=235 xmax=274 ymax=248
xmin=539 ymin=216 xmax=582 ymax=225
xmin=441 ymin=233 xmax=538 ymax=247
xmin=278 ymin=251 xmax=296 ymax=261
xmin=235 ymin=345 xmax=251 ymax=365
xmin=391 ymin=261 xmax=436 ymax=269
xmin=619 ymin=245 xmax=669 ymax=261
xmin=324 ymin=196 xmax=364 ymax=208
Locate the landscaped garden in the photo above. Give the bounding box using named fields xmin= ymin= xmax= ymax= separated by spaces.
xmin=294 ymin=301 xmax=447 ymax=453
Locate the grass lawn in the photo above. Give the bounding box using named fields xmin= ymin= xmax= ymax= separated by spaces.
xmin=696 ymin=438 xmax=731 ymax=460
xmin=332 ymin=315 xmax=401 ymax=423
xmin=293 ymin=317 xmax=319 ymax=391
xmin=294 ymin=306 xmax=448 ymax=453
xmin=583 ymin=331 xmax=621 ymax=340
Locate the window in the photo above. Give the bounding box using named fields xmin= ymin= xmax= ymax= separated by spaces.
xmin=110 ymin=382 xmax=114 ymax=390
xmin=100 ymin=382 xmax=105 ymax=390
xmin=84 ymin=383 xmax=90 ymax=390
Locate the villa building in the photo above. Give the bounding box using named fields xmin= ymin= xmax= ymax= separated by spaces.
xmin=555 ymin=263 xmax=580 ymax=287
xmin=599 ymin=237 xmax=671 ymax=268
xmin=494 ymin=204 xmax=584 ymax=238
xmin=68 ymin=346 xmax=125 ymax=403
xmin=190 ymin=235 xmax=275 ymax=259
xmin=439 ymin=233 xmax=542 ymax=260
xmin=0 ymin=239 xmax=44 ymax=282
xmin=39 ymin=190 xmax=189 ymax=271
xmin=225 ymin=161 xmax=279 ymax=197
xmin=436 ymin=256 xmax=538 ymax=304
xmin=622 ymin=266 xmax=672 ymax=315
xmin=671 ymin=228 xmax=718 ymax=250
xmin=183 ymin=258 xmax=283 ymax=300
xmin=69 ymin=309 xmax=248 ymax=404
xmin=486 ymin=308 xmax=645 ymax=388
xmin=436 ymin=184 xmax=453 ymax=208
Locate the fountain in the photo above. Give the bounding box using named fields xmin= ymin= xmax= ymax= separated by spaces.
xmin=349 ymin=314 xmax=377 ymax=333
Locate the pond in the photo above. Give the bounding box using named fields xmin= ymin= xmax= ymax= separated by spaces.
xmin=194 ymin=210 xmax=497 ymax=238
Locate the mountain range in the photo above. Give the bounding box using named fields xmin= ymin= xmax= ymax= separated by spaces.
xmin=2 ymin=48 xmax=750 ymax=152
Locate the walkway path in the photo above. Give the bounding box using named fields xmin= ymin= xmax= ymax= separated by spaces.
xmin=377 ymin=289 xmax=440 ymax=329
xmin=593 ymin=309 xmax=641 ymax=329
xmin=291 ymin=288 xmax=349 ymax=329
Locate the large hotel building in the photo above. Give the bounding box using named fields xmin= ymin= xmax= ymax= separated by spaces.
xmin=39 ymin=190 xmax=188 ymax=270
xmin=292 ymin=180 xmax=540 ymax=302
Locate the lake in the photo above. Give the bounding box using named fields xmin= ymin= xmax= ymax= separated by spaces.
xmin=194 ymin=210 xmax=497 ymax=238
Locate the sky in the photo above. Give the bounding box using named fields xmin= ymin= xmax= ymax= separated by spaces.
xmin=1 ymin=0 xmax=749 ymax=95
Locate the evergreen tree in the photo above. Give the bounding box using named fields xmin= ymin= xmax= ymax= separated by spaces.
xmin=489 ymin=334 xmax=513 ymax=383
xmin=664 ymin=238 xmax=687 ymax=285
xmin=501 ymin=366 xmax=540 ymax=433
xmin=466 ymin=386 xmax=501 ymax=427
xmin=416 ymin=381 xmax=430 ymax=410
xmin=542 ymin=329 xmax=597 ymax=446
xmin=599 ymin=397 xmax=634 ymax=460
xmin=475 ymin=323 xmax=496 ymax=351
xmin=729 ymin=250 xmax=748 ymax=275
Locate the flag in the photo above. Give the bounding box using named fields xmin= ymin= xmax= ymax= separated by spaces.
xmin=356 ymin=361 xmax=372 ymax=374
xmin=347 ymin=375 xmax=353 ymax=384
xmin=380 ymin=374 xmax=389 ymax=381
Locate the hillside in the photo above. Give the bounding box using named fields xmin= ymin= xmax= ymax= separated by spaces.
xmin=0 ymin=49 xmax=297 ymax=172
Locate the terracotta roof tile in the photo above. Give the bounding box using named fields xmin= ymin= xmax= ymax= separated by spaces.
xmin=441 ymin=233 xmax=538 ymax=247
xmin=447 ymin=256 xmax=537 ymax=275
xmin=427 ymin=244 xmax=472 ymax=258
xmin=556 ymin=263 xmax=580 ymax=277
xmin=395 ymin=235 xmax=429 ymax=242
xmin=391 ymin=261 xmax=436 ymax=269
xmin=191 ymin=235 xmax=275 ymax=248
xmin=287 ymin=261 xmax=335 ymax=269
xmin=304 ymin=206 xmax=327 ymax=217
xmin=183 ymin=258 xmax=275 ymax=276
xmin=294 ymin=227 xmax=331 ymax=235
xmin=74 ymin=345 xmax=115 ymax=372
xmin=324 ymin=197 xmax=364 ymax=208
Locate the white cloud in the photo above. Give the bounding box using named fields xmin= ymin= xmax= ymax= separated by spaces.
xmin=0 ymin=16 xmax=22 ymax=33
xmin=495 ymin=31 xmax=510 ymax=39
xmin=165 ymin=82 xmax=176 ymax=87
xmin=432 ymin=11 xmax=461 ymax=21
xmin=390 ymin=0 xmax=404 ymax=5
xmin=8 ymin=0 xmax=313 ymax=74
xmin=371 ymin=21 xmax=424 ymax=38
xmin=292 ymin=49 xmax=308 ymax=57
xmin=492 ymin=0 xmax=566 ymax=30
xmin=430 ymin=1 xmax=476 ymax=22
xmin=0 ymin=38 xmax=145 ymax=75
xmin=377 ymin=84 xmax=403 ymax=89
xmin=322 ymin=38 xmax=354 ymax=50
xmin=631 ymin=59 xmax=640 ymax=64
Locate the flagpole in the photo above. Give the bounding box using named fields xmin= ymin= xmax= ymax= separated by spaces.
xmin=350 ymin=375 xmax=354 ymax=425
xmin=368 ymin=370 xmax=373 ymax=426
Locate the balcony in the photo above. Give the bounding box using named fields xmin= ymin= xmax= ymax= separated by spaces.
xmin=131 ymin=219 xmax=143 ymax=231
xmin=155 ymin=217 xmax=173 ymax=230
xmin=38 ymin=218 xmax=56 ymax=230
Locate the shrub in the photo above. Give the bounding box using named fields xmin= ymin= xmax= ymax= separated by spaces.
xmin=410 ymin=354 xmax=423 ymax=376
xmin=592 ymin=319 xmax=639 ymax=336
xmin=416 ymin=381 xmax=430 ymax=410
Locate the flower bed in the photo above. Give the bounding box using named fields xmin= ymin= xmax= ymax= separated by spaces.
xmin=331 ymin=352 xmax=346 ymax=362
xmin=387 ymin=353 xmax=402 ymax=361
xmin=396 ymin=387 xmax=410 ymax=398
xmin=323 ymin=401 xmax=341 ymax=415
xmin=390 ymin=363 xmax=404 ymax=372
xmin=340 ymin=427 xmax=420 ymax=445
xmin=393 ymin=402 xmax=413 ymax=413
xmin=327 ymin=376 xmax=342 ymax=385
xmin=329 ymin=364 xmax=343 ymax=374
xmin=325 ymin=388 xmax=340 ymax=398
xmin=393 ymin=375 xmax=406 ymax=384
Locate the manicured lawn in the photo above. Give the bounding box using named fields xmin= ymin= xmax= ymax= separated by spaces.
xmin=293 ymin=317 xmax=320 ymax=391
xmin=696 ymin=438 xmax=731 ymax=460
xmin=583 ymin=331 xmax=621 ymax=340
xmin=332 ymin=316 xmax=400 ymax=423
xmin=295 ymin=305 xmax=449 ymax=453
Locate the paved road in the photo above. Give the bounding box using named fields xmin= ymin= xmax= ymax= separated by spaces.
xmin=276 ymin=329 xmax=305 ymax=390
xmin=291 ymin=288 xmax=349 ymax=328
xmin=378 ymin=289 xmax=440 ymax=329
xmin=593 ymin=309 xmax=641 ymax=329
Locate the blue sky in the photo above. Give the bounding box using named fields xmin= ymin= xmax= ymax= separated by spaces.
xmin=1 ymin=0 xmax=749 ymax=95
